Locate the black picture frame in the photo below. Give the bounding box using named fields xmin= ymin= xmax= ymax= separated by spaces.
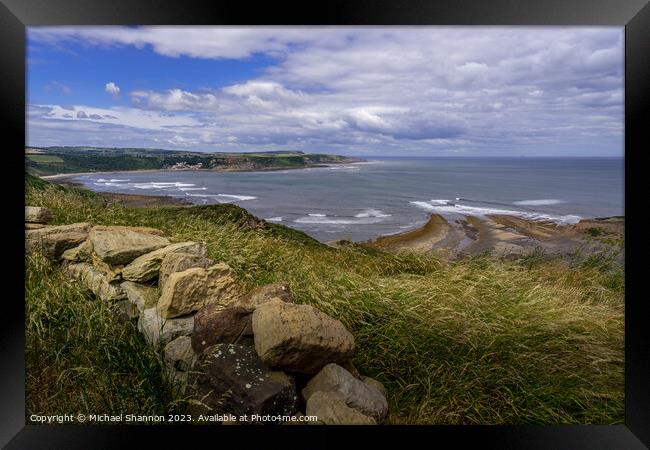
xmin=2 ymin=0 xmax=648 ymax=447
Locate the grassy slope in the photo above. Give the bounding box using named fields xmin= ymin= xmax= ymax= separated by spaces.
xmin=25 ymin=177 xmax=624 ymax=424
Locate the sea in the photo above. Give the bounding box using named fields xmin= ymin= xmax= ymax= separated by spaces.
xmin=68 ymin=157 xmax=624 ymax=243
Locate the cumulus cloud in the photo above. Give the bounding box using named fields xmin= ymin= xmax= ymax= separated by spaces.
xmin=105 ymin=82 xmax=120 ymax=97
xmin=27 ymin=27 xmax=624 ymax=156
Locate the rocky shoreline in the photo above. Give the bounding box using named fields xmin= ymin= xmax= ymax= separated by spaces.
xmin=365 ymin=213 xmax=624 ymax=259
xmin=25 ymin=206 xmax=388 ymax=425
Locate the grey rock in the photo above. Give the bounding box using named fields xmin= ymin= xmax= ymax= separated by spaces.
xmin=139 ymin=307 xmax=195 ymax=349
xmin=164 ymin=336 xmax=197 ymax=371
xmin=65 ymin=262 xmax=127 ymax=302
xmin=121 ymin=281 xmax=158 ymax=315
xmin=305 ymin=391 xmax=376 ymax=425
xmin=302 ymin=363 xmax=388 ymax=422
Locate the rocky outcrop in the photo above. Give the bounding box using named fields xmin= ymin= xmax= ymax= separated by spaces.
xmin=252 ymin=299 xmax=355 ymax=374
xmin=191 ymin=305 xmax=253 ymax=354
xmin=25 ymin=206 xmax=53 ymax=224
xmin=89 ymin=228 xmax=170 ymax=265
xmin=26 ymin=208 xmax=388 ymax=425
xmin=158 ymin=252 xmax=215 ymax=292
xmin=122 ymin=241 xmax=207 ymax=283
xmin=189 ymin=344 xmax=298 ymax=421
xmin=302 ymin=363 xmax=388 ymax=422
xmin=26 ymin=223 xmax=90 ymax=260
xmin=157 ymin=263 xmax=239 ymax=319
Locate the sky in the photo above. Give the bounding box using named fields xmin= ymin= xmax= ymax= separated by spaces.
xmin=27 ymin=26 xmax=624 ymax=157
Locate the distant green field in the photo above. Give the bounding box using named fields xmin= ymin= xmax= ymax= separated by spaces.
xmin=28 ymin=155 xmax=64 ymax=163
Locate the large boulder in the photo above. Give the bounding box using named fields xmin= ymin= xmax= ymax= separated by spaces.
xmin=121 ymin=242 xmax=207 ymax=283
xmin=191 ymin=305 xmax=253 ymax=354
xmin=302 ymin=363 xmax=388 ymax=422
xmin=121 ymin=281 xmax=158 ymax=315
xmin=252 ymin=299 xmax=355 ymax=374
xmin=65 ymin=262 xmax=126 ymax=302
xmin=25 ymin=206 xmax=53 ymax=224
xmin=235 ymin=283 xmax=292 ymax=313
xmin=26 ymin=223 xmax=90 ymax=260
xmin=88 ymin=227 xmax=170 ymax=265
xmin=138 ymin=307 xmax=194 ymax=349
xmin=158 ymin=252 xmax=215 ymax=292
xmin=305 ymin=391 xmax=376 ymax=425
xmin=189 ymin=343 xmax=298 ymax=420
xmin=164 ymin=336 xmax=197 ymax=371
xmin=157 ymin=263 xmax=239 ymax=319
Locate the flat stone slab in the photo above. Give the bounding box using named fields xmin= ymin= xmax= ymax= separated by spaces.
xmin=122 ymin=241 xmax=207 ymax=283
xmin=121 ymin=281 xmax=159 ymax=315
xmin=88 ymin=228 xmax=170 ymax=265
xmin=26 ymin=223 xmax=90 ymax=260
xmin=65 ymin=262 xmax=127 ymax=302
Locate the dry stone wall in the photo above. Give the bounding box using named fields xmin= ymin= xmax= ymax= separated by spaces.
xmin=25 ymin=206 xmax=389 ymax=425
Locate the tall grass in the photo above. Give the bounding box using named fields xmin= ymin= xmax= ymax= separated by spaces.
xmin=25 ymin=251 xmax=175 ymax=418
xmin=26 ymin=183 xmax=624 ymax=424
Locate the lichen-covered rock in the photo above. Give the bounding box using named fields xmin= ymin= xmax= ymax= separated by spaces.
xmin=157 ymin=263 xmax=239 ymax=319
xmin=302 ymin=363 xmax=388 ymax=422
xmin=189 ymin=344 xmax=298 ymax=421
xmin=61 ymin=240 xmax=92 ymax=262
xmin=252 ymin=299 xmax=355 ymax=374
xmin=88 ymin=228 xmax=170 ymax=265
xmin=25 ymin=206 xmax=53 ymax=224
xmin=65 ymin=262 xmax=127 ymax=302
xmin=191 ymin=305 xmax=253 ymax=354
xmin=158 ymin=252 xmax=215 ymax=292
xmin=121 ymin=241 xmax=207 ymax=283
xmin=164 ymin=336 xmax=197 ymax=371
xmin=121 ymin=281 xmax=158 ymax=315
xmin=138 ymin=307 xmax=195 ymax=349
xmin=235 ymin=283 xmax=292 ymax=312
xmin=305 ymin=391 xmax=376 ymax=425
xmin=26 ymin=223 xmax=90 ymax=260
